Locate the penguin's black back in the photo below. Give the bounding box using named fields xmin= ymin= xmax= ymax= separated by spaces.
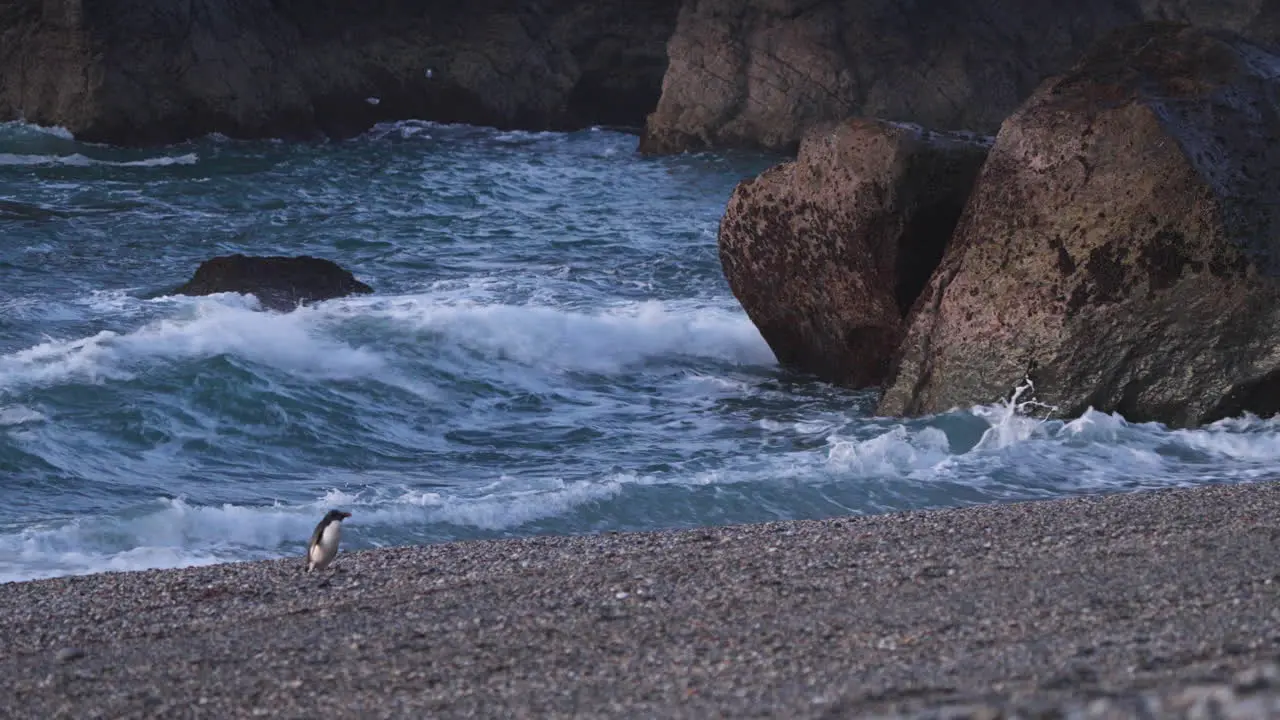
xmin=308 ymin=510 xmax=346 ymax=549
xmin=308 ymin=519 xmax=327 ymax=549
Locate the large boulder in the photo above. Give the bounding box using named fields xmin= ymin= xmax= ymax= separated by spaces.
xmin=173 ymin=255 xmax=373 ymax=312
xmin=718 ymin=118 xmax=989 ymax=387
xmin=639 ymin=0 xmax=1280 ymax=155
xmin=877 ymin=23 xmax=1280 ymax=428
xmin=0 ymin=0 xmax=680 ymax=145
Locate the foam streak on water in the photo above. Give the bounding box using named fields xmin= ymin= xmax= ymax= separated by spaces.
xmin=2 ymin=120 xmax=1278 ymax=583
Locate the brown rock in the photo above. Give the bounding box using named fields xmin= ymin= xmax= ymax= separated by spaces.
xmin=877 ymin=23 xmax=1280 ymax=427
xmin=640 ymin=0 xmax=1280 ymax=155
xmin=173 ymin=255 xmax=373 ymax=312
xmin=718 ymin=118 xmax=989 ymax=388
xmin=0 ymin=0 xmax=680 ymax=145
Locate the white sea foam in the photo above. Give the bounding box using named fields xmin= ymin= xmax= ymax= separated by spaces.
xmin=968 ymin=379 xmax=1059 ymax=451
xmin=0 ymin=498 xmax=323 ymax=583
xmin=0 ymin=152 xmax=197 ymax=167
xmin=0 ymin=463 xmax=771 ymax=583
xmin=0 ymin=405 xmax=46 ymax=426
xmin=1169 ymin=414 xmax=1280 ymax=462
xmin=9 ymin=292 xmax=1280 ymax=585
xmin=7 ymin=401 xmax=1280 ymax=584
xmin=0 ymin=296 xmax=384 ymax=393
xmin=0 ymin=120 xmax=76 ymax=140
xmin=365 ymin=120 xmax=438 ymax=140
xmin=0 ymin=476 xmax=627 ymax=583
xmin=815 ymin=393 xmax=1280 ymax=504
xmin=337 ymin=294 xmax=774 ymax=371
xmin=0 ymin=288 xmax=770 ymax=404
xmin=78 ymin=289 xmax=150 ymax=317
xmin=316 ymin=475 xmax=626 ymax=531
xmin=826 ymin=425 xmax=953 ymax=476
xmin=491 ymin=129 xmax=563 ymax=144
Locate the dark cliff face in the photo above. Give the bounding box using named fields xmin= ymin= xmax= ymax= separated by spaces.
xmin=9 ymin=0 xmax=1275 ymax=150
xmin=640 ymin=0 xmax=1280 ymax=155
xmin=0 ymin=0 xmax=681 ymax=145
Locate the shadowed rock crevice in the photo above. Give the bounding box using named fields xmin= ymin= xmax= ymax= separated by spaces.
xmin=893 ymin=193 xmax=972 ymax=317
xmin=718 ymin=119 xmax=988 ymax=389
xmin=1203 ymin=369 xmax=1280 ymax=424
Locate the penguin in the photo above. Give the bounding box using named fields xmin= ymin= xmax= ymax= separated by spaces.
xmin=307 ymin=510 xmax=352 ymax=572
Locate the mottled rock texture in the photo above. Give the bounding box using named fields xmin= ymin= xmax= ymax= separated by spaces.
xmin=718 ymin=118 xmax=988 ymax=387
xmin=0 ymin=0 xmax=681 ymax=144
xmin=174 ymin=254 xmax=373 ymax=311
xmin=878 ymin=23 xmax=1280 ymax=428
xmin=640 ymin=0 xmax=1280 ymax=154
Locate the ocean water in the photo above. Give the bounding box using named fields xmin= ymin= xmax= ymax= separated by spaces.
xmin=2 ymin=120 xmax=1279 ymax=584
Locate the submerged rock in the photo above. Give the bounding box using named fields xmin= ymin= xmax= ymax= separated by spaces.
xmin=718 ymin=118 xmax=988 ymax=388
xmin=639 ymin=0 xmax=1280 ymax=154
xmin=0 ymin=0 xmax=680 ymax=145
xmin=174 ymin=255 xmax=373 ymax=312
xmin=878 ymin=23 xmax=1280 ymax=428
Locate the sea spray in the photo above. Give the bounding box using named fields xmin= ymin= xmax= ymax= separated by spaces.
xmin=3 ymin=121 xmax=1279 ymax=584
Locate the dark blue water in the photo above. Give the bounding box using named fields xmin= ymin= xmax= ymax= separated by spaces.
xmin=3 ymin=120 xmax=1278 ymax=583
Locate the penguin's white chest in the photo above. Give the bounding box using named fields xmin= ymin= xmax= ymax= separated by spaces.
xmin=309 ymin=522 xmax=343 ymax=569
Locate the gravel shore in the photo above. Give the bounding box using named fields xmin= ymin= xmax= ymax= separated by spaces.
xmin=4 ymin=482 xmax=1280 ymax=719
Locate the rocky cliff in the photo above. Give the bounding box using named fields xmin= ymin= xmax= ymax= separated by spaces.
xmin=0 ymin=0 xmax=681 ymax=145
xmin=640 ymin=0 xmax=1280 ymax=154
xmin=877 ymin=23 xmax=1280 ymax=427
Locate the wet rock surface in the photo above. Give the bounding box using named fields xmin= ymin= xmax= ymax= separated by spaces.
xmin=878 ymin=24 xmax=1280 ymax=427
xmin=718 ymin=118 xmax=988 ymax=388
xmin=173 ymin=254 xmax=373 ymax=311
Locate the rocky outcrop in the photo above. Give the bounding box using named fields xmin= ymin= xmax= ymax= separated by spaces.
xmin=718 ymin=119 xmax=988 ymax=388
xmin=877 ymin=23 xmax=1280 ymax=428
xmin=0 ymin=0 xmax=680 ymax=145
xmin=640 ymin=0 xmax=1280 ymax=155
xmin=174 ymin=255 xmax=373 ymax=311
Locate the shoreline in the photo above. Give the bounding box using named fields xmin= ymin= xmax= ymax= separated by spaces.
xmin=4 ymin=481 xmax=1280 ymax=717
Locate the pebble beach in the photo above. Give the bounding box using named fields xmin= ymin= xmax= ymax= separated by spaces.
xmin=4 ymin=481 xmax=1280 ymax=718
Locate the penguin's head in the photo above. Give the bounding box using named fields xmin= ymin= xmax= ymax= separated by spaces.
xmin=325 ymin=510 xmax=352 ymax=523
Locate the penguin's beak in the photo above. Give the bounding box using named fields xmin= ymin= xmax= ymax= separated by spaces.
xmin=340 ymin=512 xmax=352 ymax=519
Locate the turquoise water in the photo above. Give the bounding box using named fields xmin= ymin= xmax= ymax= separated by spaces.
xmin=3 ymin=120 xmax=1279 ymax=583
